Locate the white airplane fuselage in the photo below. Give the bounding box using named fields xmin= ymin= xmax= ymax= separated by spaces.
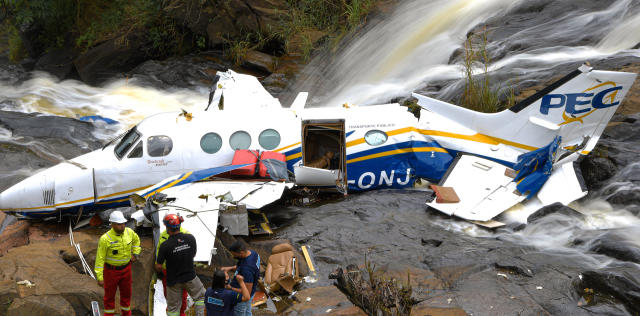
xmin=0 ymin=67 xmax=636 ymax=221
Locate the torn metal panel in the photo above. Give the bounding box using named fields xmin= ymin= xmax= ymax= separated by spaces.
xmin=427 ymin=154 xmax=525 ymax=222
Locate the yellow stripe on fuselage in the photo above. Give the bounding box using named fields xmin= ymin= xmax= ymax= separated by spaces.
xmin=143 ymin=172 xmax=192 ymax=198
xmin=346 ymin=147 xmax=448 ymax=164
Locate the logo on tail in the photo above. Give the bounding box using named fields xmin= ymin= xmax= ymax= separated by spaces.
xmin=539 ymin=81 xmax=622 ymax=125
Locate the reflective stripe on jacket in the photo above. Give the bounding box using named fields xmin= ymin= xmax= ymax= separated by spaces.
xmin=95 ymin=227 xmax=141 ymax=281
xmin=156 ymin=226 xmax=189 ymax=269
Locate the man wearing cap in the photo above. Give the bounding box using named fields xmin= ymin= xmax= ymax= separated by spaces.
xmin=94 ymin=210 xmax=141 ymax=316
xmin=155 ymin=213 xmax=206 ymax=316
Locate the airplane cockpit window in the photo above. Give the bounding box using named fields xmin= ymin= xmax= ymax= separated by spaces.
xmin=200 ymin=132 xmax=223 ymax=154
xmin=127 ymin=141 xmax=143 ymax=158
xmin=148 ymin=135 xmax=173 ymax=157
xmin=364 ymin=130 xmax=388 ymax=146
xmin=114 ymin=127 xmax=140 ymax=159
xmin=259 ymin=129 xmax=280 ymax=150
xmin=229 ymin=131 xmax=251 ymax=150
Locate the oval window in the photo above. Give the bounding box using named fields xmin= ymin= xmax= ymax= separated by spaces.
xmin=259 ymin=129 xmax=281 ymax=150
xmin=148 ymin=135 xmax=173 ymax=157
xmin=200 ymin=132 xmax=223 ymax=154
xmin=364 ymin=130 xmax=388 ymax=146
xmin=229 ymin=131 xmax=251 ymax=150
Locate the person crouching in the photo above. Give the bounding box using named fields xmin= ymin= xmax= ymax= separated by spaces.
xmin=205 ymin=270 xmax=250 ymax=316
xmin=155 ymin=214 xmax=206 ymax=316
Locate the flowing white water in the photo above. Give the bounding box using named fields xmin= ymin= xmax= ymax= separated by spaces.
xmin=0 ymin=72 xmax=208 ymax=139
xmin=293 ymin=0 xmax=640 ymax=107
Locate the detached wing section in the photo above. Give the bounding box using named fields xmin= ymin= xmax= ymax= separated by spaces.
xmin=426 ymin=155 xmax=525 ymax=223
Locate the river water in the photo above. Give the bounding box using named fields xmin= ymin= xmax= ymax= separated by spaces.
xmin=1 ymin=0 xmax=640 ymax=314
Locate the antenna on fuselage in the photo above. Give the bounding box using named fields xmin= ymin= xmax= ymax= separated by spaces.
xmin=205 ymin=74 xmax=221 ymax=111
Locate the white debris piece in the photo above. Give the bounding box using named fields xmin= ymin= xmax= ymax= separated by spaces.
xmin=497 ymin=273 xmax=509 ymax=279
xmin=16 ymin=280 xmax=35 ymax=288
xmin=536 ymin=286 xmax=543 ymax=290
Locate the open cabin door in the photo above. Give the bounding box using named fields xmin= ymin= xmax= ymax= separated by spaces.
xmin=294 ymin=119 xmax=348 ymax=193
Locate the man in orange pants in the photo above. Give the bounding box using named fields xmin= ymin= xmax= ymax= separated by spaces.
xmin=157 ymin=214 xmax=189 ymax=316
xmin=95 ymin=210 xmax=141 ymax=316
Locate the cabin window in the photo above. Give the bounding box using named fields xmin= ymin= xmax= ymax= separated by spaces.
xmin=200 ymin=132 xmax=223 ymax=154
xmin=114 ymin=127 xmax=140 ymax=159
xmin=229 ymin=131 xmax=251 ymax=150
xmin=127 ymin=141 xmax=143 ymax=158
xmin=259 ymin=129 xmax=281 ymax=150
xmin=364 ymin=130 xmax=388 ymax=146
xmin=148 ymin=135 xmax=173 ymax=157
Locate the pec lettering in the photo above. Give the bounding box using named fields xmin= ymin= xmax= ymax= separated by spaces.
xmin=539 ymin=86 xmax=622 ymax=115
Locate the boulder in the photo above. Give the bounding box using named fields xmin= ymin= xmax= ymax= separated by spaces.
xmin=582 ymin=229 xmax=640 ymax=264
xmin=575 ymin=262 xmax=640 ymax=314
xmin=0 ymin=218 xmax=30 ymax=256
xmin=0 ymin=232 xmax=102 ymax=315
xmin=7 ymin=295 xmax=75 ymax=316
xmin=242 ymin=50 xmax=277 ymax=74
xmin=526 ymin=202 xmax=583 ymax=224
xmin=34 ymin=48 xmax=76 ymax=80
xmin=74 ymin=32 xmax=149 ymax=85
xmin=580 ymin=155 xmax=618 ymax=189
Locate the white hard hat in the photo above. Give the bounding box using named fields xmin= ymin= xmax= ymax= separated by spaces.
xmin=109 ymin=210 xmax=127 ymax=224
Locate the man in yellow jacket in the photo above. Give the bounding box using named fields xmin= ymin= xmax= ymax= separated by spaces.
xmin=95 ymin=210 xmax=141 ymax=316
xmin=157 ymin=220 xmax=190 ymax=316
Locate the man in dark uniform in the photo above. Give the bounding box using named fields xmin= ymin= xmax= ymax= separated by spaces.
xmin=155 ymin=214 xmax=206 ymax=316
xmin=204 ymin=270 xmax=250 ymax=316
xmin=221 ymin=241 xmax=260 ymax=316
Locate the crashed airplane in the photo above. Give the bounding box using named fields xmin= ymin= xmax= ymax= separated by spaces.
xmin=0 ymin=64 xmax=636 ymax=229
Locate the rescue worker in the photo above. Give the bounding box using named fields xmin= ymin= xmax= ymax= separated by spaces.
xmin=157 ymin=217 xmax=190 ymax=316
xmin=221 ymin=241 xmax=260 ymax=316
xmin=94 ymin=210 xmax=141 ymax=316
xmin=155 ymin=214 xmax=206 ymax=316
xmin=204 ymin=270 xmax=250 ymax=316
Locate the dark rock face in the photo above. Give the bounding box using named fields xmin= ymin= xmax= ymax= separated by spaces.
xmin=0 ymin=110 xmax=102 ymax=191
xmin=127 ymin=52 xmax=230 ymax=90
xmin=74 ymin=32 xmax=150 ymax=85
xmin=526 ymin=202 xmax=583 ymax=224
xmin=580 ymin=156 xmax=618 ymax=190
xmin=575 ymin=263 xmax=640 ymax=314
xmin=34 ymin=48 xmax=76 ymax=81
xmin=574 ymin=228 xmax=640 ymax=264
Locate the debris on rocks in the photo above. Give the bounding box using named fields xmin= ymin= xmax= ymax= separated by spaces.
xmin=329 ymin=260 xmax=419 ymax=316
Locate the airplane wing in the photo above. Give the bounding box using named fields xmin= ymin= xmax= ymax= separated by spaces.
xmin=426 ymin=154 xmax=526 ymax=224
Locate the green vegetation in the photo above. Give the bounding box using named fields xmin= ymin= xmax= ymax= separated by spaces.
xmin=280 ymin=0 xmax=376 ymax=59
xmin=460 ymin=29 xmax=516 ymax=113
xmin=1 ymin=0 xmax=381 ymax=66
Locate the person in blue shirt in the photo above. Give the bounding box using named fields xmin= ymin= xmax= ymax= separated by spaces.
xmin=204 ymin=270 xmax=249 ymax=316
xmin=221 ymin=241 xmax=261 ymax=316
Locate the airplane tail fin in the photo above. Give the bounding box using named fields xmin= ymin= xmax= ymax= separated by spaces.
xmin=414 ymin=64 xmax=637 ymax=155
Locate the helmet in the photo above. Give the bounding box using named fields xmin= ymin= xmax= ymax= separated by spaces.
xmin=163 ymin=213 xmax=184 ymax=229
xmin=109 ymin=210 xmax=127 ymax=224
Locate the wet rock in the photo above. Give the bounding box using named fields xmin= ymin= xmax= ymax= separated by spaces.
xmin=242 ymin=50 xmax=277 ymax=74
xmin=282 ymin=286 xmax=365 ymax=316
xmin=583 ymin=229 xmax=640 ymax=264
xmin=128 ymin=52 xmax=229 ymax=90
xmin=7 ymin=295 xmax=74 ymax=316
xmin=580 ymin=156 xmax=618 ymax=190
xmin=526 ymin=202 xmax=582 ymax=224
xmin=575 ymin=262 xmax=640 ymax=314
xmin=34 ymin=48 xmax=76 ymax=80
xmin=421 ymin=238 xmax=442 ymax=247
xmin=74 ymin=32 xmax=149 ymax=85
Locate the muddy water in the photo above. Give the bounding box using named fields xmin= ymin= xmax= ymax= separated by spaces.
xmin=1 ymin=0 xmax=640 ymax=314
